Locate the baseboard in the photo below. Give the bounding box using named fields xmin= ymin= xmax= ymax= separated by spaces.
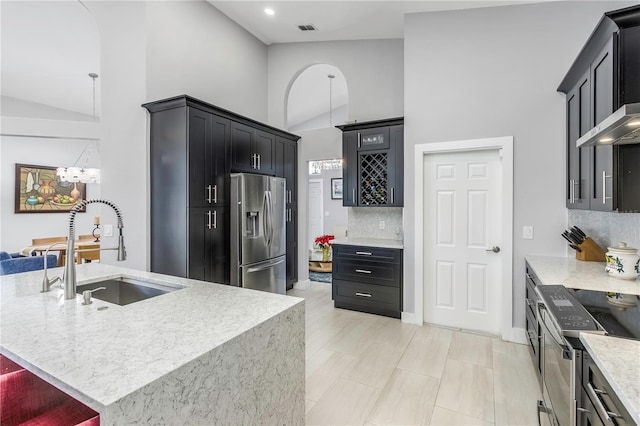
xmin=401 ymin=312 xmax=420 ymax=325
xmin=293 ymin=279 xmax=311 ymax=290
xmin=509 ymin=327 xmax=528 ymax=345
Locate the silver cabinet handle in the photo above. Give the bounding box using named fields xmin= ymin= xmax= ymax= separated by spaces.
xmin=257 ymin=154 xmax=261 ymax=170
xmin=213 ymin=184 xmax=217 ymax=204
xmin=287 ymin=190 xmax=292 ymax=204
xmin=352 ymin=188 xmax=356 ymax=204
xmin=357 ymin=132 xmax=362 ymax=148
xmin=355 ymin=292 xmax=371 ymax=298
xmin=391 ymin=187 xmax=395 ymax=204
xmin=569 ymin=179 xmax=574 ymax=204
xmin=355 ymin=269 xmax=372 ymax=274
xmin=206 ymin=211 xmax=212 ymax=230
xmin=213 ymin=210 xmax=217 ymax=229
xmin=355 ymin=251 xmax=372 ymax=256
xmin=586 ymin=382 xmax=620 ymax=422
xmin=207 ymin=185 xmax=212 ymax=203
xmin=602 ymin=170 xmax=613 ymax=204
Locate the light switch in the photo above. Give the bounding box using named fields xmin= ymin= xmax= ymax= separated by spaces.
xmin=523 ymin=226 xmax=534 ymax=240
xmin=104 ymin=224 xmax=113 ymax=237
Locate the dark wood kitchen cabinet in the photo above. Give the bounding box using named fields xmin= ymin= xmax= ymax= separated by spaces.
xmin=230 ymin=122 xmax=276 ymax=175
xmin=337 ymin=117 xmax=404 ymax=207
xmin=559 ymin=5 xmax=640 ymax=212
xmin=332 ymin=244 xmax=403 ymax=318
xmin=143 ymin=95 xmax=300 ymax=285
xmin=275 ymin=136 xmax=298 ymax=290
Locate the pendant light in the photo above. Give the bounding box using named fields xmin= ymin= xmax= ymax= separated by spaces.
xmin=56 ymin=73 xmax=101 ymax=184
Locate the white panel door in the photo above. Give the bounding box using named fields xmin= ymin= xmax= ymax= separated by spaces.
xmin=308 ymin=179 xmax=324 ymax=250
xmin=423 ymin=149 xmax=502 ymax=335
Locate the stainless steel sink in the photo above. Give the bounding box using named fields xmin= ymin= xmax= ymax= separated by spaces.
xmin=76 ymin=277 xmax=183 ymax=306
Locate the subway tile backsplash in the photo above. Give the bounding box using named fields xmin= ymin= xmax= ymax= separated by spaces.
xmin=568 ymin=210 xmax=640 ymax=251
xmin=347 ymin=207 xmax=403 ymax=240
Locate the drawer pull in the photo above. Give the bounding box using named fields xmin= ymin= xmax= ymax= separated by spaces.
xmin=355 ymin=269 xmax=372 ymax=274
xmin=586 ymin=382 xmax=620 ymax=422
xmin=355 ymin=292 xmax=372 ymax=298
xmin=355 ymin=251 xmax=372 ymax=256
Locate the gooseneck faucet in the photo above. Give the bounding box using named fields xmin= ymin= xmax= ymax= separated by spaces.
xmin=63 ymin=199 xmax=126 ymax=300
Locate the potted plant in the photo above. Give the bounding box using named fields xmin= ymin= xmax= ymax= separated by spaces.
xmin=314 ymin=234 xmax=335 ymax=262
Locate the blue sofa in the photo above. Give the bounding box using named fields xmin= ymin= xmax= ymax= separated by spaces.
xmin=0 ymin=252 xmax=57 ymax=276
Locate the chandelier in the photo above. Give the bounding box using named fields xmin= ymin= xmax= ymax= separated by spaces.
xmin=57 ymin=73 xmax=101 ymax=184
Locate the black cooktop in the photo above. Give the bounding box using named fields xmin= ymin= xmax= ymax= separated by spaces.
xmin=568 ymin=288 xmax=640 ymax=341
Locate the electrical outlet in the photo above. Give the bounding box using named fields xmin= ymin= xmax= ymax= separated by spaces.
xmin=379 ymin=221 xmax=385 ymax=230
xmin=523 ymin=226 xmax=534 ymax=240
xmin=104 ymin=224 xmax=113 ymax=237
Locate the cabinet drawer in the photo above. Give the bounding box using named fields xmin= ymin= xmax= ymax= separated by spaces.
xmin=333 ymin=259 xmax=399 ymax=287
xmin=582 ymin=353 xmax=633 ymax=425
xmin=333 ymin=279 xmax=400 ymax=318
xmin=333 ymin=244 xmax=401 ymax=263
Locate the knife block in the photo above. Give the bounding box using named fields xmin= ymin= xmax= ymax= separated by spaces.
xmin=576 ymin=238 xmax=606 ymax=262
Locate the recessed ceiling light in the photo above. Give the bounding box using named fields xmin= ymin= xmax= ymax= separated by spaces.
xmin=264 ymin=8 xmax=275 ymax=16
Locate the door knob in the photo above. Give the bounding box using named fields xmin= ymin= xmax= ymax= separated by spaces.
xmin=486 ymin=246 xmax=501 ymax=253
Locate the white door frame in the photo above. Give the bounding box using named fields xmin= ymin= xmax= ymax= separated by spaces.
xmin=414 ymin=136 xmax=513 ymax=340
xmin=308 ymin=178 xmax=324 ymax=250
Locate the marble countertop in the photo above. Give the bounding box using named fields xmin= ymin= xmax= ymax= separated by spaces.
xmin=525 ymin=255 xmax=640 ymax=295
xmin=333 ymin=237 xmax=404 ymax=249
xmin=0 ymin=264 xmax=303 ymax=410
xmin=580 ymin=333 xmax=640 ymax=424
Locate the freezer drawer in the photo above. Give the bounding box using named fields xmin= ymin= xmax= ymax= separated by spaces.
xmin=239 ymin=255 xmax=286 ymax=295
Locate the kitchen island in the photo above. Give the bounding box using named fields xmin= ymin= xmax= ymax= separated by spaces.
xmin=0 ymin=264 xmax=305 ymax=425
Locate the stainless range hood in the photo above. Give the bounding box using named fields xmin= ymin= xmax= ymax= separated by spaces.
xmin=577 ymin=103 xmax=640 ymax=147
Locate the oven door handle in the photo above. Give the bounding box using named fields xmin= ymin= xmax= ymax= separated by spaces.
xmin=538 ymin=303 xmax=569 ymax=350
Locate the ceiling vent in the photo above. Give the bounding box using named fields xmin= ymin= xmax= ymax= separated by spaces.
xmin=297 ymin=24 xmax=317 ymax=31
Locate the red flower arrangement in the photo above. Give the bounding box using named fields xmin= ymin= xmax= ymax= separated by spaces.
xmin=314 ymin=234 xmax=335 ymax=249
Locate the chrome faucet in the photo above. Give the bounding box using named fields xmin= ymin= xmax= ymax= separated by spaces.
xmin=63 ymin=199 xmax=126 ymax=300
xmin=41 ymin=241 xmax=66 ymax=292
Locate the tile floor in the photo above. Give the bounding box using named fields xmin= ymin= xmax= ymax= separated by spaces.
xmin=287 ymin=282 xmax=542 ymax=426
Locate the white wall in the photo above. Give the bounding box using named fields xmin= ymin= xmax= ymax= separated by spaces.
xmin=267 ymin=39 xmax=404 ymax=129
xmin=403 ymin=1 xmax=637 ymax=329
xmin=146 ymin=1 xmax=268 ymax=122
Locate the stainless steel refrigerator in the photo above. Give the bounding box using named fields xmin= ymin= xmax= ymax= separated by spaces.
xmin=230 ymin=173 xmax=286 ymax=295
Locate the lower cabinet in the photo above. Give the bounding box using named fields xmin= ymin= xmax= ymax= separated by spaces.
xmin=332 ymin=244 xmax=402 ymax=318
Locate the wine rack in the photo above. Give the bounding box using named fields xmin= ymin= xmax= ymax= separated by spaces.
xmin=360 ymin=153 xmax=388 ymax=205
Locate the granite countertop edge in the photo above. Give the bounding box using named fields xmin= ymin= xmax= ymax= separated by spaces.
xmin=332 ymin=237 xmax=404 ymax=249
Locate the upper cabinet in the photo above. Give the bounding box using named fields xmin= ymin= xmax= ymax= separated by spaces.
xmin=558 ymin=5 xmax=640 ymax=212
xmin=230 ymin=123 xmax=276 ymax=175
xmin=337 ymin=117 xmax=404 ymax=207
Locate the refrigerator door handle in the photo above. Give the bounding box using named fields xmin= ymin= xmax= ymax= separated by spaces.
xmin=262 ymin=191 xmax=269 ymax=245
xmin=247 ymin=258 xmax=285 ymax=273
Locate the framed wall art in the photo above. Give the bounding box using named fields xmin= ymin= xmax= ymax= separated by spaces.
xmin=331 ymin=178 xmax=343 ymax=200
xmin=15 ymin=164 xmax=86 ymax=213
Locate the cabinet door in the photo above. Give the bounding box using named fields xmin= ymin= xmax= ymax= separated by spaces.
xmin=188 ymin=208 xmax=229 ymax=284
xmin=566 ymin=73 xmax=591 ymax=209
xmin=388 ymin=125 xmax=404 ymax=207
xmin=254 ymin=130 xmax=276 ymax=175
xmin=230 ymin=121 xmax=256 ymax=173
xmin=590 ymin=38 xmax=616 ymax=211
xmin=275 ymin=136 xmax=298 ymax=288
xmin=342 ymin=131 xmax=358 ymax=206
xmin=359 ymin=149 xmax=390 ymax=206
xmin=188 ymin=108 xmax=213 ymax=208
xmin=211 ymin=115 xmax=231 ymax=206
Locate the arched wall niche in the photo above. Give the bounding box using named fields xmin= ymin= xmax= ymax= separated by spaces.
xmin=285 ymin=64 xmax=348 ymax=132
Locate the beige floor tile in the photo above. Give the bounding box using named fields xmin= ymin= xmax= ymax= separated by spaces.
xmin=307 ymin=350 xmax=358 ymax=402
xmin=306 ymin=378 xmax=381 ymax=425
xmin=370 ymin=316 xmax=419 ymax=350
xmin=323 ymin=312 xmax=384 ymax=355
xmin=492 ymin=340 xmax=540 ymax=426
xmin=436 ymin=359 xmax=495 ymax=423
xmin=397 ymin=325 xmax=453 ymax=379
xmin=367 ymin=368 xmax=440 ymax=426
xmin=427 ymin=406 xmax=493 ymax=426
xmin=447 ymin=331 xmax=495 ymax=369
xmin=341 ymin=341 xmax=405 ymax=389
xmin=305 ymin=399 xmax=316 ymax=415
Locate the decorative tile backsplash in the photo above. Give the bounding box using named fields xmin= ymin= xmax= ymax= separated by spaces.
xmin=568 ymin=210 xmax=640 ymax=251
xmin=347 ymin=207 xmax=403 ymax=240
